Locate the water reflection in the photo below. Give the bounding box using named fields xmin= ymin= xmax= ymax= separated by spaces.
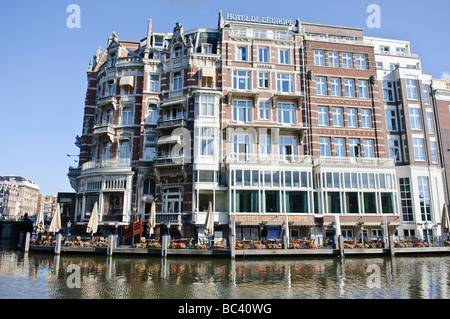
xmin=0 ymin=248 xmax=448 ymax=299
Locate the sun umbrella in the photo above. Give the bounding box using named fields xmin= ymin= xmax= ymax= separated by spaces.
xmin=441 ymin=204 xmax=450 ymax=232
xmin=204 ymin=201 xmax=214 ymax=236
xmin=148 ymin=201 xmax=156 ymax=236
xmin=34 ymin=207 xmax=45 ymax=234
xmin=86 ymin=202 xmax=99 ymax=235
xmin=48 ymin=203 xmax=62 ymax=234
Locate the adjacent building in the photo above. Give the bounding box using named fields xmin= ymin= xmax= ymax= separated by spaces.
xmin=0 ymin=175 xmax=40 ymax=220
xmin=68 ymin=11 xmax=448 ymax=240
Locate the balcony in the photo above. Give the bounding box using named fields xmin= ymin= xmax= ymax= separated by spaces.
xmin=81 ymin=158 xmax=132 ymax=172
xmin=156 ymin=118 xmax=187 ymax=130
xmin=227 ymin=153 xmax=312 ymax=165
xmin=154 ymin=155 xmax=187 ymax=168
xmin=92 ymin=123 xmax=115 ymax=141
xmin=156 ymin=213 xmax=183 ymax=225
xmin=313 ymin=157 xmax=395 ymax=167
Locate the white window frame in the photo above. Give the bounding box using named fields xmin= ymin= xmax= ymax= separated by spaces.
xmin=347 ymin=108 xmax=358 ymax=128
xmin=314 ymin=50 xmax=325 ymax=66
xmin=318 ymin=106 xmax=329 ymax=126
xmin=233 ymin=70 xmax=251 ymax=91
xmin=316 ymin=77 xmax=327 ymax=95
xmin=344 ymin=79 xmax=355 ymax=97
xmin=409 ymin=108 xmax=422 ymax=130
xmin=276 ymin=73 xmax=294 ymax=93
xmin=328 ymin=52 xmax=339 ymax=67
xmin=279 ymin=49 xmax=290 ymax=64
xmin=332 ymin=107 xmax=344 ymax=127
xmin=361 ymin=109 xmax=372 ymax=128
xmin=330 ymin=78 xmax=341 ymax=96
xmin=413 ymin=138 xmax=425 ymax=161
xmin=342 ymin=53 xmax=353 ymax=69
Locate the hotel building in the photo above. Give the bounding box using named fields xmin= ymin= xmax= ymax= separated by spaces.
xmin=68 ymin=12 xmax=447 ymax=240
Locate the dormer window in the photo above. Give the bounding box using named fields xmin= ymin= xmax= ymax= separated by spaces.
xmin=108 ymin=53 xmax=116 ymax=67
xmin=174 ymin=45 xmax=183 ymax=58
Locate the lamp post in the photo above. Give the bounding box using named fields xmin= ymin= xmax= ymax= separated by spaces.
xmin=167 ymin=221 xmax=171 ymax=236
xmin=115 ymin=220 xmax=119 ymax=235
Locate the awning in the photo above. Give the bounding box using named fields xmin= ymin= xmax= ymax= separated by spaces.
xmin=157 ymin=135 xmax=181 ymax=145
xmin=202 ymin=67 xmax=215 ymax=78
xmin=120 ymin=76 xmax=134 ymax=87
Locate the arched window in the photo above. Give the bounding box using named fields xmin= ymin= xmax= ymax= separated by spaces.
xmin=174 ymin=45 xmax=183 ymax=58
xmin=143 ymin=178 xmax=156 ymax=195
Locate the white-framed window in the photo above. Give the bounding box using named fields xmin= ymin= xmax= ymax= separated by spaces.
xmin=254 ymin=28 xmax=268 ymax=39
xmin=195 ymin=94 xmax=216 ymax=117
xmin=105 ymin=109 xmax=114 ymax=125
xmin=258 ymin=72 xmax=270 ymax=88
xmin=173 ymin=45 xmax=183 ymax=58
xmin=409 ymin=108 xmax=422 ymax=130
xmin=320 ymin=137 xmax=331 ymax=157
xmin=146 ymin=104 xmax=158 ymax=124
xmin=260 ymin=135 xmax=271 ymax=156
xmin=396 ymin=47 xmax=406 ymax=56
xmin=423 ymin=85 xmax=430 ymax=104
xmin=196 ymin=127 xmax=217 ymax=157
xmin=417 ymin=177 xmax=431 ymax=222
xmin=390 ymin=64 xmax=399 ymax=71
xmin=342 ymin=53 xmax=353 ymax=69
xmin=355 ymin=54 xmax=366 ymax=70
xmin=202 ymin=44 xmax=212 ymax=54
xmin=426 ymin=112 xmax=434 ymax=133
xmin=328 ymin=52 xmax=339 ymax=67
xmin=318 ymin=106 xmax=329 ymax=126
xmin=234 ymin=134 xmax=252 ymax=161
xmin=233 ymin=100 xmax=252 ymax=123
xmin=413 ymin=138 xmax=425 ymax=161
xmin=314 ymin=50 xmax=325 ymax=66
xmin=344 ymin=79 xmax=355 ymax=97
xmin=108 ymin=53 xmax=116 ymax=68
xmin=383 ymin=81 xmax=395 ymax=102
xmin=233 ymin=70 xmax=251 ymax=90
xmin=406 ymin=80 xmax=418 ymax=100
xmin=388 ymin=138 xmax=401 ymax=162
xmin=173 ymin=72 xmax=182 ymax=90
xmin=359 ymin=80 xmax=369 ymax=98
xmin=330 ymin=78 xmax=341 ymax=96
xmin=385 ymin=109 xmax=398 ymax=131
xmin=277 ymin=73 xmax=294 ymax=93
xmin=430 ymin=141 xmax=438 ymax=163
xmin=376 ymin=62 xmax=383 ymax=70
xmin=363 ymin=140 xmax=374 ymax=158
xmin=332 ymin=107 xmax=344 ymax=127
xmin=349 ymin=139 xmax=360 ymax=157
xmin=119 ymin=140 xmax=131 ymax=159
xmin=108 ymin=81 xmax=115 ymax=96
xmin=279 ymin=136 xmax=297 ymax=161
xmin=278 ymin=103 xmax=296 ymax=125
xmin=102 ymin=141 xmax=111 ymax=160
xmin=259 ymin=101 xmax=270 ymax=120
xmin=361 ymin=109 xmax=372 ymax=128
xmin=334 ymin=138 xmax=345 ymax=157
xmin=258 ymin=47 xmax=269 ymax=62
xmin=121 ymin=107 xmax=133 ymax=126
xmin=237 ymin=46 xmax=248 ymax=61
xmin=148 ymin=74 xmax=160 ymax=93
xmin=280 ymin=49 xmax=290 ymax=64
xmin=316 ymin=77 xmax=327 ymax=95
xmin=347 ymin=108 xmax=358 ymax=128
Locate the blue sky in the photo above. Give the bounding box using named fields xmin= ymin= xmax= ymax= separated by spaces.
xmin=0 ymin=0 xmax=449 ymax=195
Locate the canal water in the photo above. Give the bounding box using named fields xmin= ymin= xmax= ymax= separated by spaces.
xmin=0 ymin=247 xmax=448 ymax=299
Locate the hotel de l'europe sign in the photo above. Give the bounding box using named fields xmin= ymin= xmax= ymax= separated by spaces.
xmin=225 ymin=12 xmax=295 ymax=26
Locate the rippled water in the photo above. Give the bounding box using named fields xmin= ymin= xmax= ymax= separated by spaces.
xmin=0 ymin=248 xmax=449 ymax=299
